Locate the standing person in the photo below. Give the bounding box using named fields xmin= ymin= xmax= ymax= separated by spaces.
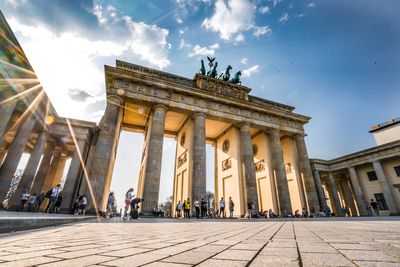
xmin=194 ymin=198 xmax=200 ymax=218
xmin=366 ymin=202 xmax=373 ymax=216
xmin=247 ymin=201 xmax=253 ymax=219
xmin=183 ymin=200 xmax=187 ymax=218
xmin=45 ymin=184 xmax=62 ymax=213
xmin=176 ymin=200 xmax=182 ymax=218
xmin=106 ymin=192 xmax=115 ymax=218
xmin=268 ymin=209 xmax=274 ymax=219
xmin=370 ymin=198 xmax=380 ymax=216
xmin=228 ymin=196 xmax=234 ymax=218
xmin=72 ymin=194 xmax=80 ymax=215
xmin=184 ymin=198 xmax=191 ymax=218
xmin=124 ymin=188 xmax=134 ymax=218
xmin=27 ymin=193 xmax=36 ymax=212
xmin=219 ymin=197 xmax=225 ymax=218
xmin=36 ymin=192 xmax=45 ymax=212
xmin=79 ymin=194 xmax=87 ymax=215
xmin=17 ymin=190 xmax=30 ymax=211
xmin=201 ymin=198 xmax=207 ymax=218
xmin=54 ymin=193 xmax=63 ymax=214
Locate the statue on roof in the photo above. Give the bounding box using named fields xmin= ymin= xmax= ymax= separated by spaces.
xmin=229 ymin=71 xmax=241 ymax=85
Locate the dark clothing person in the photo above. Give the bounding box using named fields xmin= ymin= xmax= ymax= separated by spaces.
xmin=36 ymin=193 xmax=45 ymax=212
xmin=370 ymin=199 xmax=380 ymax=216
xmin=54 ymin=194 xmax=63 ymax=213
xmin=17 ymin=191 xmax=30 ymax=211
xmin=201 ymin=199 xmax=207 ymax=218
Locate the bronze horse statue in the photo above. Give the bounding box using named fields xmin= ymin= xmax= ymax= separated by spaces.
xmin=218 ymin=65 xmax=232 ymax=81
xmin=229 ymin=71 xmax=241 ymax=85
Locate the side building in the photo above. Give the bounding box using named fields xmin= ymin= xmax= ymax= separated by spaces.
xmin=311 ymin=118 xmax=400 ymax=216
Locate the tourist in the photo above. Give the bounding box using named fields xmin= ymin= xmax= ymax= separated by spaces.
xmin=228 ymin=196 xmax=234 ymax=218
xmin=124 ymin=188 xmax=135 ymax=218
xmin=194 ymin=198 xmax=200 ymax=218
xmin=247 ymin=201 xmax=253 ymax=219
xmin=72 ymin=194 xmax=80 ymax=215
xmin=175 ymin=200 xmax=182 ymax=218
xmin=79 ymin=194 xmax=87 ymax=215
xmin=36 ymin=192 xmax=45 ymax=212
xmin=324 ymin=206 xmax=331 ymax=217
xmin=201 ymin=198 xmax=207 ymax=218
xmin=268 ymin=209 xmax=275 ymax=219
xmin=184 ymin=198 xmax=191 ymax=218
xmin=302 ymin=206 xmax=308 ymax=218
xmin=45 ymin=184 xmax=62 ymax=213
xmin=54 ymin=193 xmax=63 ymax=213
xmin=106 ymin=192 xmax=115 ymax=218
xmin=17 ymin=190 xmax=30 ymax=211
xmin=366 ymin=202 xmax=373 ymax=216
xmin=219 ymin=197 xmax=225 ymax=218
xmin=27 ymin=193 xmax=36 ymax=212
xmin=370 ymin=198 xmax=380 ymax=216
xmin=295 ymin=210 xmax=300 ymax=218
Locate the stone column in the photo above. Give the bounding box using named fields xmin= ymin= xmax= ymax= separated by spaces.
xmin=0 ymin=114 xmax=35 ymax=202
xmin=372 ymin=161 xmax=399 ymax=214
xmin=312 ymin=169 xmax=328 ymax=210
xmin=30 ymin=143 xmax=55 ymax=194
xmin=40 ymin=151 xmax=62 ymax=192
xmin=61 ymin=140 xmax=86 ymax=211
xmin=0 ymin=149 xmax=6 ymax=166
xmin=191 ymin=112 xmax=206 ymax=204
xmin=8 ymin=132 xmax=47 ymax=207
xmin=341 ymin=179 xmax=358 ymax=216
xmin=327 ymin=173 xmax=344 ymax=216
xmin=141 ymin=105 xmax=167 ymax=214
xmin=268 ymin=128 xmax=292 ymax=216
xmin=0 ymin=100 xmax=17 ymax=141
xmin=294 ymin=134 xmax=320 ymax=212
xmin=240 ymin=123 xmax=259 ymax=213
xmin=88 ymin=96 xmax=123 ymax=212
xmin=348 ymin=167 xmax=368 ymax=216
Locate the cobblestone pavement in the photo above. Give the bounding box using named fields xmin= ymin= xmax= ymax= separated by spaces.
xmin=0 ymin=219 xmax=399 ymax=266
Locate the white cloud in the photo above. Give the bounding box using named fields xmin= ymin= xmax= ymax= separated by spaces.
xmin=279 ymin=13 xmax=289 ymax=23
xmin=235 ymin=33 xmax=245 ymax=42
xmin=269 ymin=0 xmax=283 ymax=7
xmin=242 ymin=64 xmax=260 ymax=77
xmin=188 ymin=43 xmax=219 ymax=57
xmin=240 ymin=57 xmax=248 ymax=64
xmin=202 ymin=0 xmax=256 ymax=41
xmin=179 ymin=38 xmax=191 ymax=49
xmin=252 ymin=25 xmax=271 ymax=37
xmin=259 ymin=6 xmax=270 ymax=14
xmin=5 ymin=0 xmax=27 ymax=7
xmin=176 ymin=17 xmax=183 ymax=24
xmin=93 ymin=4 xmax=119 ymax=25
xmin=124 ymin=17 xmax=171 ymax=68
xmin=308 ymin=2 xmax=315 ymax=8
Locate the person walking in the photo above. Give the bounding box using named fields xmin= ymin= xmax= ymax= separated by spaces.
xmin=219 ymin=197 xmax=225 ymax=218
xmin=72 ymin=194 xmax=80 ymax=215
xmin=366 ymin=202 xmax=373 ymax=216
xmin=16 ymin=190 xmax=30 ymax=211
xmin=79 ymin=194 xmax=87 ymax=215
xmin=228 ymin=196 xmax=234 ymax=219
xmin=176 ymin=200 xmax=182 ymax=218
xmin=124 ymin=188 xmax=134 ymax=218
xmin=45 ymin=184 xmax=62 ymax=213
xmin=54 ymin=193 xmax=63 ymax=213
xmin=194 ymin=198 xmax=200 ymax=218
xmin=106 ymin=192 xmax=115 ymax=218
xmin=27 ymin=193 xmax=36 ymax=212
xmin=370 ymin=198 xmax=380 ymax=216
xmin=201 ymin=198 xmax=207 ymax=218
xmin=36 ymin=192 xmax=45 ymax=212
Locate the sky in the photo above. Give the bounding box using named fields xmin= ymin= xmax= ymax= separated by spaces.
xmin=2 ymin=0 xmax=400 ymax=207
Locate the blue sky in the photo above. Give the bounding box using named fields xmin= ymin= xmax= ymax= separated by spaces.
xmin=2 ymin=0 xmax=400 ymax=205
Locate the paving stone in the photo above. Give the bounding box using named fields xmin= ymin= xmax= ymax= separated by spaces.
xmin=144 ymin=262 xmax=192 ymax=267
xmin=101 ymin=253 xmax=166 ymax=267
xmin=40 ymin=255 xmax=116 ymax=267
xmin=259 ymin=247 xmax=299 ymax=260
xmin=250 ymin=255 xmax=300 ymax=267
xmin=0 ymin=256 xmax=60 ymax=266
xmin=339 ymin=250 xmax=399 ymax=262
xmin=330 ymin=243 xmax=375 ymax=250
xmin=0 ymin=250 xmax=65 ymax=261
xmin=301 ymin=253 xmax=356 ymax=266
xmin=231 ymin=242 xmax=265 ymax=250
xmin=197 ymin=259 xmax=248 ymax=267
xmin=353 ymin=261 xmax=400 ymax=267
xmin=161 ymin=251 xmax=216 ymax=264
xmin=101 ymin=247 xmax=152 ymax=257
xmin=192 ymin=245 xmax=229 ymax=253
xmin=298 ymin=244 xmax=338 ymax=253
xmin=213 ymin=249 xmax=258 ymax=261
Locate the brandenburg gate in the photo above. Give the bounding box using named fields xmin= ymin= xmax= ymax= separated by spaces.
xmin=82 ymin=60 xmax=320 ymax=217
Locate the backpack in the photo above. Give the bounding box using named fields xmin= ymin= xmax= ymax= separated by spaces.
xmin=45 ymin=188 xmax=53 ymax=198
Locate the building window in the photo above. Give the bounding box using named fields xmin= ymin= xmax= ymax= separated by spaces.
xmin=374 ymin=193 xmax=388 ymax=210
xmin=367 ymin=171 xmax=378 ymax=181
xmin=394 ymin=166 xmax=400 ymax=177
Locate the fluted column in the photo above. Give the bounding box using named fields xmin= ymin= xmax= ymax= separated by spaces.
xmin=192 ymin=112 xmax=206 ymax=204
xmin=372 ymin=161 xmax=399 ymax=214
xmin=30 ymin=143 xmax=55 ymax=194
xmin=327 ymin=173 xmax=344 ymax=216
xmin=268 ymin=128 xmax=292 ymax=216
xmin=348 ymin=167 xmax=368 ymax=216
xmin=312 ymin=169 xmax=328 ymax=210
xmin=341 ymin=179 xmax=357 ymax=216
xmin=294 ymin=134 xmax=320 ymax=212
xmin=40 ymin=151 xmax=62 ymax=192
xmin=88 ymin=96 xmax=123 ymax=212
xmin=240 ymin=123 xmax=259 ymax=213
xmin=0 ymin=100 xmax=17 ymax=141
xmin=0 ymin=114 xmax=35 ymax=202
xmin=0 ymin=149 xmax=7 ymax=166
xmin=61 ymin=140 xmax=86 ymax=211
xmin=141 ymin=104 xmax=167 ymax=214
xmin=8 ymin=132 xmax=46 ymax=207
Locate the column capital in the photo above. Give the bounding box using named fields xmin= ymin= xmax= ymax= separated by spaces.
xmin=238 ymin=122 xmax=251 ymax=131
xmin=107 ymin=95 xmax=124 ymax=105
xmin=294 ymin=133 xmax=306 ymax=140
xmin=266 ymin=127 xmax=280 ymax=136
xmin=152 ymin=104 xmax=168 ymax=112
xmin=192 ymin=112 xmax=206 ymax=119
